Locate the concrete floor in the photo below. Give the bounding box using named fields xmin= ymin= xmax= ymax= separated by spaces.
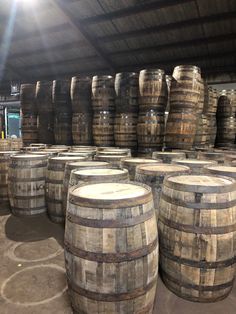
xmin=0 ymin=213 xmax=235 ymax=314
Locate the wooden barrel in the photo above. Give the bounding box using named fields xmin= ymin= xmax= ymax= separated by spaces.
xmin=21 ymin=114 xmax=38 ymax=145
xmin=96 ymin=148 xmax=131 ymax=157
xmin=193 ymin=114 xmax=210 ymax=148
xmin=115 ymin=72 xmax=139 ymax=113
xmin=8 ymin=154 xmax=48 ymax=216
xmin=65 ymin=181 xmax=158 ymax=314
xmin=0 ymin=139 xmax=11 ymax=151
xmin=63 ymin=161 xmax=110 ymax=212
xmin=92 ymin=76 xmax=115 ymax=112
xmin=204 ymin=165 xmax=236 ymax=179
xmin=152 ymin=151 xmax=186 ymax=163
xmin=46 ymin=156 xmax=87 ymax=223
xmin=71 ymin=76 xmax=92 ymax=113
xmin=94 ymin=154 xmax=127 ymax=167
xmin=171 ymin=149 xmax=198 ymax=159
xmin=172 ymin=159 xmax=217 ymax=174
xmin=35 ymin=81 xmax=53 ymax=113
xmin=137 ymin=111 xmax=165 ymax=156
xmin=158 ymin=174 xmax=236 ymax=302
xmin=217 ymin=96 xmax=234 ymax=118
xmin=170 ymin=65 xmax=201 ymax=110
xmin=196 ymin=78 xmax=204 ymax=115
xmin=165 ymin=109 xmax=197 ymax=149
xmin=165 ymin=75 xmax=172 ymax=113
xmin=59 ymin=152 xmax=92 ymax=160
xmin=135 ymin=164 xmax=190 ymax=213
xmin=20 ymin=84 xmax=37 ymax=114
xmin=72 ymin=113 xmax=93 ymax=145
xmin=224 ymin=154 xmax=236 ymax=165
xmin=114 ymin=113 xmax=137 ymax=151
xmin=52 ymin=80 xmax=71 ymax=113
xmin=38 ymin=112 xmax=54 ymax=144
xmin=0 ymin=151 xmax=19 ymax=213
xmin=10 ymin=138 xmax=23 ymax=151
xmin=54 ymin=112 xmax=72 ymax=145
xmin=121 ymin=157 xmax=162 ymax=180
xmin=92 ymin=111 xmax=114 ymax=147
xmin=70 ymin=149 xmax=96 ymax=159
xmin=139 ymin=69 xmax=167 ymax=112
xmin=203 ymin=87 xmax=218 ymax=116
xmin=197 ymin=151 xmax=224 ymax=164
xmin=216 ymin=117 xmax=236 ymax=147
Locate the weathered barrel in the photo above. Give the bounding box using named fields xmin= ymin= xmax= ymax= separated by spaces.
xmin=69 ymin=149 xmax=96 ymax=159
xmin=203 ymin=87 xmax=218 ymax=116
xmin=20 ymin=84 xmax=37 ymax=114
xmin=92 ymin=76 xmax=115 ymax=112
xmin=158 ymin=174 xmax=236 ymax=302
xmin=52 ymin=80 xmax=71 ymax=114
xmin=10 ymin=138 xmax=23 ymax=151
xmin=204 ymin=165 xmax=236 ymax=179
xmin=197 ymin=151 xmax=224 ymax=164
xmin=224 ymin=154 xmax=236 ymax=165
xmin=217 ymin=96 xmax=234 ymax=117
xmin=35 ymin=81 xmax=53 ymax=113
xmin=63 ymin=161 xmax=111 ymax=212
xmin=54 ymin=112 xmax=72 ymax=145
xmin=72 ymin=113 xmax=93 ymax=145
xmin=59 ymin=152 xmax=92 ymax=160
xmin=152 ymin=151 xmax=186 ymax=163
xmin=172 ymin=158 xmax=217 ymax=174
xmin=96 ymin=148 xmax=131 ymax=156
xmin=46 ymin=156 xmax=87 ymax=224
xmin=216 ymin=117 xmax=236 ymax=147
xmin=193 ymin=114 xmax=210 ymax=147
xmin=165 ymin=75 xmax=172 ymax=113
xmin=65 ymin=181 xmax=158 ymax=314
xmin=38 ymin=112 xmax=54 ymax=144
xmin=121 ymin=157 xmax=162 ymax=180
xmin=135 ymin=164 xmax=190 ymax=213
xmin=8 ymin=154 xmax=48 ymax=216
xmin=0 ymin=139 xmax=11 ymax=151
xmin=92 ymin=111 xmax=114 ymax=147
xmin=114 ymin=113 xmax=138 ymax=152
xmin=115 ymin=72 xmax=139 ymax=113
xmin=165 ymin=109 xmax=197 ymax=149
xmin=171 ymin=149 xmax=198 ymax=159
xmin=137 ymin=111 xmax=165 ymax=156
xmin=196 ymin=78 xmax=204 ymax=115
xmin=21 ymin=114 xmax=38 ymax=145
xmin=71 ymin=76 xmax=92 ymax=113
xmin=139 ymin=69 xmax=168 ymax=112
xmin=170 ymin=65 xmax=201 ymax=110
xmin=0 ymin=151 xmax=18 ymax=213
xmin=94 ymin=154 xmax=127 ymax=167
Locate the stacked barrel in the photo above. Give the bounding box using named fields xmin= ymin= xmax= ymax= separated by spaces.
xmin=53 ymin=80 xmax=72 ymax=145
xmin=71 ymin=76 xmax=93 ymax=145
xmin=165 ymin=65 xmax=201 ymax=150
xmin=137 ymin=69 xmax=167 ymax=156
xmin=36 ymin=81 xmax=54 ymax=144
xmin=215 ymin=95 xmax=236 ymax=148
xmin=92 ymin=75 xmax=115 ymax=147
xmin=20 ymin=84 xmax=38 ymax=145
xmin=114 ymin=72 xmax=139 ymax=155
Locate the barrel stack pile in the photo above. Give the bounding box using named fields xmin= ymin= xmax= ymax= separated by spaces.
xmin=20 ymin=84 xmax=38 ymax=145
xmin=92 ymin=75 xmax=115 ymax=147
xmin=215 ymin=95 xmax=236 ymax=148
xmin=53 ymin=80 xmax=72 ymax=145
xmin=137 ymin=69 xmax=168 ymax=156
xmin=114 ymin=72 xmax=139 ymax=155
xmin=36 ymin=81 xmax=54 ymax=144
xmin=165 ymin=65 xmax=201 ymax=150
xmin=71 ymin=76 xmax=93 ymax=145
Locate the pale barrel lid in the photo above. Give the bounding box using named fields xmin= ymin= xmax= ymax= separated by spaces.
xmin=204 ymin=165 xmax=236 ymax=178
xmin=172 ymin=159 xmax=217 ymax=166
xmin=73 ymin=168 xmax=127 ymax=176
xmin=136 ymin=163 xmax=190 ymax=175
xmin=11 ymin=154 xmax=47 ymax=160
xmin=123 ymin=158 xmax=160 ymax=164
xmin=68 ymin=161 xmax=109 ymax=167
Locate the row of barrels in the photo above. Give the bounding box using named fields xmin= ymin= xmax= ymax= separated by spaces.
xmin=2 ymin=146 xmax=236 ymax=312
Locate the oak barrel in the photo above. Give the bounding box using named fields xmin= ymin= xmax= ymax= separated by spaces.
xmin=0 ymin=139 xmax=11 ymax=151
xmin=35 ymin=81 xmax=53 ymax=113
xmin=152 ymin=151 xmax=186 ymax=163
xmin=172 ymin=159 xmax=217 ymax=174
xmin=158 ymin=174 xmax=236 ymax=302
xmin=92 ymin=111 xmax=114 ymax=147
xmin=46 ymin=156 xmax=87 ymax=224
xmin=94 ymin=154 xmax=127 ymax=167
xmin=38 ymin=112 xmax=54 ymax=144
xmin=54 ymin=112 xmax=72 ymax=145
xmin=121 ymin=158 xmax=162 ymax=180
xmin=204 ymin=165 xmax=236 ymax=179
xmin=71 ymin=76 xmax=92 ymax=113
xmin=21 ymin=114 xmax=38 ymax=145
xmin=8 ymin=154 xmax=48 ymax=216
xmin=52 ymin=80 xmax=71 ymax=114
xmin=92 ymin=75 xmax=115 ymax=112
xmin=72 ymin=113 xmax=93 ymax=145
xmin=20 ymin=84 xmax=37 ymax=114
xmin=65 ymin=181 xmax=158 ymax=313
xmin=197 ymin=151 xmax=224 ymax=164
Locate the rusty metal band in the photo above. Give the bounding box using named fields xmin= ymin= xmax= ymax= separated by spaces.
xmin=11 ymin=206 xmax=46 ymax=212
xmin=158 ymin=215 xmax=236 ymax=235
xmin=161 ymin=270 xmax=234 ymax=292
xmin=66 ymin=209 xmax=154 ymax=228
xmin=160 ymin=247 xmax=236 ymax=268
xmin=8 ymin=177 xmax=46 ymax=183
xmin=68 ymin=278 xmax=156 ymax=302
xmin=65 ymin=238 xmax=158 ymax=263
xmin=161 ymin=192 xmax=236 ymax=209
xmin=9 ymin=163 xmax=47 ymax=169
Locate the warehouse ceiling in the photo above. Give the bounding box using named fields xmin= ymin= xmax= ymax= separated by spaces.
xmin=0 ymin=0 xmax=236 ymax=87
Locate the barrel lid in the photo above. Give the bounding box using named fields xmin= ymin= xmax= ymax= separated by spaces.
xmin=73 ymin=168 xmax=128 ymax=177
xmin=0 ymin=151 xmax=19 ymax=155
xmin=67 ymin=161 xmax=109 ymax=168
xmin=172 ymin=159 xmax=217 ymax=166
xmin=96 ymin=155 xmax=126 ymax=159
xmin=153 ymin=152 xmax=186 ymax=157
xmin=50 ymin=156 xmax=85 ymax=163
xmin=164 ymin=174 xmax=236 ymax=193
xmin=136 ymin=163 xmax=190 ymax=175
xmin=122 ymin=158 xmax=160 ymax=165
xmin=59 ymin=152 xmax=89 ymax=157
xmin=204 ymin=166 xmax=236 ymax=178
xmin=11 ymin=154 xmax=47 ymax=160
xmin=70 ymin=182 xmax=152 ymax=208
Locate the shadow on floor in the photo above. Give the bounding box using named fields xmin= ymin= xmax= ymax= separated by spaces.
xmin=4 ymin=213 xmax=64 ymax=247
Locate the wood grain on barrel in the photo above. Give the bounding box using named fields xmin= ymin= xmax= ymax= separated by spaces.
xmin=172 ymin=159 xmax=217 ymax=174
xmin=158 ymin=174 xmax=236 ymax=302
xmin=152 ymin=151 xmax=186 ymax=163
xmin=65 ymin=182 xmax=158 ymax=314
xmin=121 ymin=158 xmax=161 ymax=180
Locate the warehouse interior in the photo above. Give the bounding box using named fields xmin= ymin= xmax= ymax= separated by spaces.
xmin=0 ymin=1 xmax=236 ymax=314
